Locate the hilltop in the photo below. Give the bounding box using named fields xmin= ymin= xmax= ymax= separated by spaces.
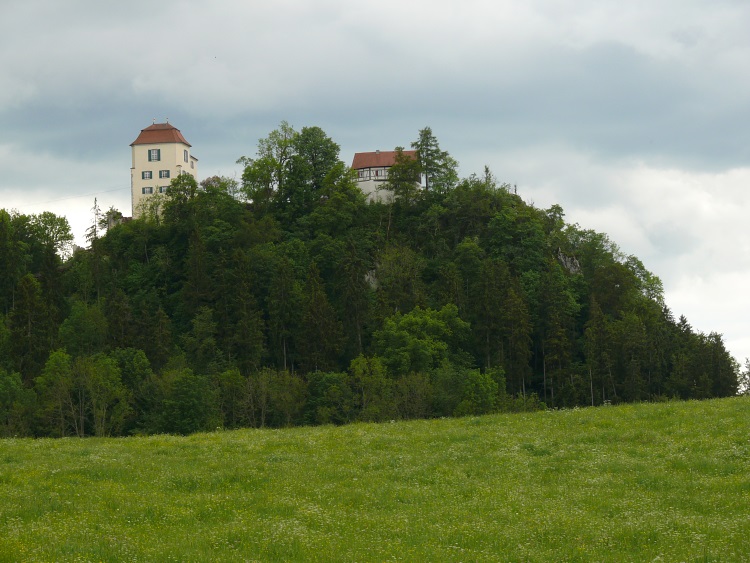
xmin=0 ymin=124 xmax=742 ymax=437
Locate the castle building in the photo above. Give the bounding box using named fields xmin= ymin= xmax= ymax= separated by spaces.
xmin=130 ymin=122 xmax=198 ymax=217
xmin=351 ymin=149 xmax=417 ymax=202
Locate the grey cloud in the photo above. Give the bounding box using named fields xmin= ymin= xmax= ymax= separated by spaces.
xmin=2 ymin=0 xmax=750 ymax=363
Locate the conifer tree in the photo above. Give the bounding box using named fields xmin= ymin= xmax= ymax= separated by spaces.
xmin=411 ymin=127 xmax=458 ymax=193
xmin=298 ymin=262 xmax=343 ymax=372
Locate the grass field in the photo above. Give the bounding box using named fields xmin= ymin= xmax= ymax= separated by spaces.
xmin=1 ymin=397 xmax=749 ymax=561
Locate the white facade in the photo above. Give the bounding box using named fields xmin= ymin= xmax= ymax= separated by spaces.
xmin=356 ymin=166 xmax=393 ymax=202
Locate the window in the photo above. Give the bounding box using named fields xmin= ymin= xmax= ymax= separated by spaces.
xmin=190 ymin=160 xmax=194 ymax=169
xmin=148 ymin=149 xmax=161 ymax=162
xmin=159 ymin=170 xmax=170 ymax=179
xmin=373 ymin=168 xmax=388 ymax=180
xmin=159 ymin=186 xmax=168 ymax=193
xmin=184 ymin=149 xmax=189 ymax=163
xmin=142 ymin=187 xmax=153 ymax=195
xmin=142 ymin=171 xmax=152 ymax=180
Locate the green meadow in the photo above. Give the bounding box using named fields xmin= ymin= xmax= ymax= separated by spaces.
xmin=1 ymin=397 xmax=749 ymax=562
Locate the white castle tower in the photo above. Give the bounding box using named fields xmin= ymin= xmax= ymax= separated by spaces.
xmin=130 ymin=121 xmax=198 ymax=217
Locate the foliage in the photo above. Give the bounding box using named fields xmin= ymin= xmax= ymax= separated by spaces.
xmin=0 ymin=367 xmax=32 ymax=436
xmin=160 ymin=368 xmax=219 ymax=435
xmin=373 ymin=304 xmax=471 ymax=376
xmin=411 ymin=126 xmax=459 ymax=194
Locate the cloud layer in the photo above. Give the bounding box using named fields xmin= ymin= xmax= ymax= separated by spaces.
xmin=1 ymin=0 xmax=749 ymax=363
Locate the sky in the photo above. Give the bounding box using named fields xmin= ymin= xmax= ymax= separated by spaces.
xmin=1 ymin=0 xmax=749 ymax=366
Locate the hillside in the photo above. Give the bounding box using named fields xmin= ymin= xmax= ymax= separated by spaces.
xmin=0 ymin=124 xmax=741 ymax=437
xmin=1 ymin=397 xmax=748 ymax=561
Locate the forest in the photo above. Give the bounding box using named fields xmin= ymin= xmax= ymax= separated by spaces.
xmin=0 ymin=124 xmax=742 ymax=437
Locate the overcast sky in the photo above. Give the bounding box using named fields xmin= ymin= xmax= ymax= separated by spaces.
xmin=2 ymin=0 xmax=749 ymax=365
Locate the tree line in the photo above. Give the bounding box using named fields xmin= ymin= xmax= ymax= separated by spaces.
xmin=0 ymin=123 xmax=743 ymax=436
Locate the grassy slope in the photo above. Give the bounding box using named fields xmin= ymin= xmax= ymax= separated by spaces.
xmin=1 ymin=397 xmax=749 ymax=562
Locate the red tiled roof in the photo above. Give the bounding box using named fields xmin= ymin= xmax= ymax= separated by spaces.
xmin=351 ymin=150 xmax=416 ymax=170
xmin=131 ymin=123 xmax=191 ymax=147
